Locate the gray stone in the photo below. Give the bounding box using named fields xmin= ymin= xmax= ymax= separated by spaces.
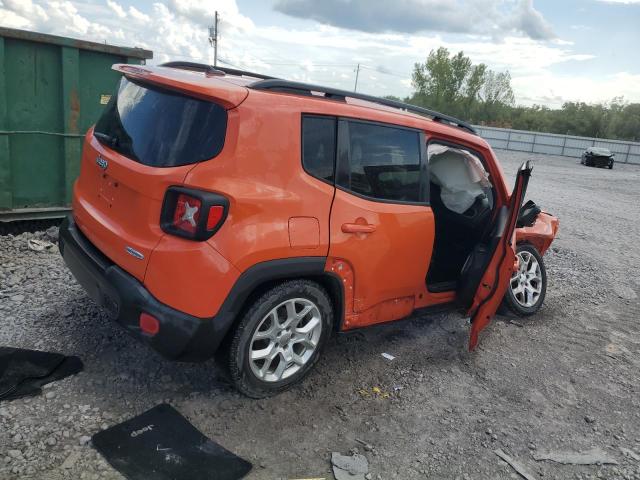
xmin=331 ymin=452 xmax=369 ymax=480
xmin=61 ymin=451 xmax=82 ymax=469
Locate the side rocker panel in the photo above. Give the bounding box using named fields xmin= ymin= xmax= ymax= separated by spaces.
xmin=325 ymin=257 xmax=415 ymax=330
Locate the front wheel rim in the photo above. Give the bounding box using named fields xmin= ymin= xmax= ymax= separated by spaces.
xmin=248 ymin=298 xmax=322 ymax=383
xmin=510 ymin=251 xmax=543 ymax=308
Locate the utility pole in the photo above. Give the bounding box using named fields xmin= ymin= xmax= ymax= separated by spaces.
xmin=208 ymin=11 xmax=219 ymax=66
xmin=354 ymin=63 xmax=360 ymax=92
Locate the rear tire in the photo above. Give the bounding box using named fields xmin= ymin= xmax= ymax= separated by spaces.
xmin=226 ymin=280 xmax=333 ymax=398
xmin=501 ymin=244 xmax=547 ymax=317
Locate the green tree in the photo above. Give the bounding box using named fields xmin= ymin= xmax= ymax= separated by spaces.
xmin=410 ymin=47 xmax=513 ymax=123
xmin=401 ymin=47 xmax=640 ymax=141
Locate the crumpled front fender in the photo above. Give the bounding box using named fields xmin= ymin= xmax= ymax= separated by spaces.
xmin=515 ymin=212 xmax=559 ymax=255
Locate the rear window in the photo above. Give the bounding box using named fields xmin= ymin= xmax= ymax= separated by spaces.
xmin=94 ymin=77 xmax=227 ymax=167
xmin=302 ymin=115 xmax=336 ymax=182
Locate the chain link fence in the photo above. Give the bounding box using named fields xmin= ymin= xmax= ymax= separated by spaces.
xmin=474 ymin=126 xmax=640 ymax=164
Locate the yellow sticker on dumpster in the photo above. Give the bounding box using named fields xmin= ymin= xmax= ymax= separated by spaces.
xmin=100 ymin=94 xmax=112 ymax=105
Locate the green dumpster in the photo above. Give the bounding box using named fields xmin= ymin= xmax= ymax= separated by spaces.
xmin=0 ymin=27 xmax=152 ymax=222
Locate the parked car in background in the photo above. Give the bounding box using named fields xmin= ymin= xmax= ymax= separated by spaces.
xmin=59 ymin=62 xmax=558 ymax=397
xmin=581 ymin=147 xmax=615 ymax=169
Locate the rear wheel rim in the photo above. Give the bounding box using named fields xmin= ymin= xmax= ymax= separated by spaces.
xmin=249 ymin=298 xmax=322 ymax=383
xmin=510 ymin=251 xmax=543 ymax=308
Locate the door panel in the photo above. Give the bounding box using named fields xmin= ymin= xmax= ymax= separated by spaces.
xmin=467 ymin=161 xmax=533 ymax=350
xmin=328 ymin=188 xmax=434 ymax=320
xmin=329 ymin=118 xmax=433 ymax=329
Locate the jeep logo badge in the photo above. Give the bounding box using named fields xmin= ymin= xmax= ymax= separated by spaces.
xmin=96 ymin=156 xmax=108 ymax=170
xmin=125 ymin=246 xmax=144 ymax=260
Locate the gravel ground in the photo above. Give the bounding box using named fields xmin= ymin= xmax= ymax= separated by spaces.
xmin=1 ymin=150 xmax=639 ymax=480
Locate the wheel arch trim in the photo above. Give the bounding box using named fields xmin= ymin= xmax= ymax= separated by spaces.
xmin=213 ymin=256 xmax=344 ymax=351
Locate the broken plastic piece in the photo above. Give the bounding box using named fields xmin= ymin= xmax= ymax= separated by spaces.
xmin=27 ymin=238 xmax=55 ymax=252
xmin=331 ymin=452 xmax=368 ymax=480
xmin=532 ymin=448 xmax=618 ymax=465
xmin=494 ymin=449 xmax=536 ymax=480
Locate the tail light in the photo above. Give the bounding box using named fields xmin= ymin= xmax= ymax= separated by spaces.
xmin=161 ymin=186 xmax=229 ymax=240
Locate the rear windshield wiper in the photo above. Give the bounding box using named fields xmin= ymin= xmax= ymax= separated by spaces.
xmin=94 ymin=132 xmax=119 ymax=148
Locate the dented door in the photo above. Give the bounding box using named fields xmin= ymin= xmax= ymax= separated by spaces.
xmin=467 ymin=161 xmax=532 ymax=350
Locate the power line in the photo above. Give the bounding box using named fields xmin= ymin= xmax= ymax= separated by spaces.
xmin=153 ymin=49 xmax=413 ymax=89
xmin=359 ymin=64 xmax=411 ymax=79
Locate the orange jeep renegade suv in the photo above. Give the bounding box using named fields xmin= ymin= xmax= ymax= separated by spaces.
xmin=59 ymin=62 xmax=558 ymax=397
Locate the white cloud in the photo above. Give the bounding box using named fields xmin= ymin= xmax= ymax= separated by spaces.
xmin=128 ymin=6 xmax=150 ymax=23
xmin=0 ymin=8 xmax=33 ymax=28
xmin=0 ymin=0 xmax=636 ymax=107
xmin=274 ymin=0 xmax=556 ymax=39
xmin=513 ymin=71 xmax=640 ymax=107
xmin=106 ymin=0 xmax=126 ymax=19
xmin=2 ymin=0 xmax=48 ymax=23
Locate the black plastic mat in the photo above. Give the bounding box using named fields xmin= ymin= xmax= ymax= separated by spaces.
xmin=0 ymin=347 xmax=83 ymax=401
xmin=92 ymin=403 xmax=252 ymax=480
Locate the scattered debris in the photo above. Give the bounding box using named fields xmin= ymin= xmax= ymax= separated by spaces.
xmin=532 ymin=448 xmax=618 ymax=465
xmin=494 ymin=449 xmax=536 ymax=480
xmin=27 ymin=238 xmax=55 ymax=252
xmin=288 ymin=478 xmax=326 ymax=480
xmin=381 ymin=353 xmax=395 ymax=361
xmin=509 ymin=320 xmax=524 ymax=328
xmin=61 ymin=451 xmax=82 ymax=469
xmin=331 ymin=452 xmax=368 ymax=480
xmin=45 ymin=226 xmax=59 ymax=242
xmin=620 ymin=447 xmax=640 ymax=461
xmin=357 ymin=386 xmax=390 ymax=398
xmin=355 ymin=438 xmax=374 ymax=452
xmin=0 ymin=347 xmax=83 ymax=401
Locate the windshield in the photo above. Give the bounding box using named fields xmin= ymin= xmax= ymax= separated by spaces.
xmin=94 ymin=77 xmax=227 ymax=167
xmin=587 ymin=147 xmax=612 ymax=156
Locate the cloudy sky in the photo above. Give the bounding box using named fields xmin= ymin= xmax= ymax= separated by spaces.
xmin=1 ymin=0 xmax=639 ymax=107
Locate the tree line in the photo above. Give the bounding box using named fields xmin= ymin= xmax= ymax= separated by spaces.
xmin=393 ymin=47 xmax=640 ymax=142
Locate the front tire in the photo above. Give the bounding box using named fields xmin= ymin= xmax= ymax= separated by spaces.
xmin=226 ymin=280 xmax=333 ymax=398
xmin=501 ymin=244 xmax=547 ymax=316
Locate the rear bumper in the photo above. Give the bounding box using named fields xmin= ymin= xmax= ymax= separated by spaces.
xmin=59 ymin=216 xmax=222 ymax=361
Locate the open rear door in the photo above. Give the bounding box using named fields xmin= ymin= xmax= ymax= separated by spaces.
xmin=466 ymin=161 xmax=533 ymax=350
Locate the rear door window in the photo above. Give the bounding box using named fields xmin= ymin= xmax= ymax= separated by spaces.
xmin=94 ymin=77 xmax=227 ymax=167
xmin=302 ymin=115 xmax=336 ymax=182
xmin=338 ymin=120 xmax=424 ymax=203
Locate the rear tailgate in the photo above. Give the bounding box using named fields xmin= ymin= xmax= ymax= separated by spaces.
xmin=73 ymin=133 xmax=194 ymax=281
xmin=73 ymin=65 xmax=247 ymax=282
